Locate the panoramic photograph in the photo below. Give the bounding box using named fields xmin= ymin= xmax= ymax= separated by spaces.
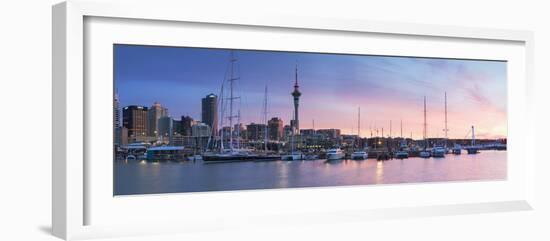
xmin=113 ymin=44 xmax=507 ymax=195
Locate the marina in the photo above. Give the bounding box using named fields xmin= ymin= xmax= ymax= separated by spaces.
xmin=115 ymin=150 xmax=507 ymax=195
xmin=114 ymin=45 xmax=508 ymax=195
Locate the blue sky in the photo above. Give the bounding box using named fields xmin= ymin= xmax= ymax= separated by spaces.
xmin=115 ymin=44 xmax=507 ymax=139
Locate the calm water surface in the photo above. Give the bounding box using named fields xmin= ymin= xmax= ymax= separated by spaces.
xmin=114 ymin=151 xmax=506 ymax=195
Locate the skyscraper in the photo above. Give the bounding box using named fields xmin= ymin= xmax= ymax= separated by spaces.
xmin=201 ymin=93 xmax=218 ymax=136
xmin=291 ymin=65 xmax=301 ymax=134
xmin=122 ymin=105 xmax=148 ymax=141
xmin=147 ymin=102 xmax=168 ymax=137
xmin=114 ymin=92 xmax=120 ymax=128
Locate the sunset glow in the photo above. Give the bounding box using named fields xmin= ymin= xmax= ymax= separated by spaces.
xmin=115 ymin=45 xmax=507 ymax=140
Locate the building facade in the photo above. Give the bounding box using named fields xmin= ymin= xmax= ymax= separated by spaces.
xmin=201 ymin=94 xmax=218 ymax=136
xmin=147 ymin=102 xmax=168 ymax=137
xmin=122 ymin=105 xmax=149 ymax=142
xmin=268 ymin=117 xmax=284 ymax=141
xmin=180 ymin=115 xmax=193 ymax=136
xmin=246 ymin=123 xmax=267 ymax=141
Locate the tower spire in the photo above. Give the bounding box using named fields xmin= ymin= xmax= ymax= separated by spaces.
xmin=291 ymin=63 xmax=302 ymax=135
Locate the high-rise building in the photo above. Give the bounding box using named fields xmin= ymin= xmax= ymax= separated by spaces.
xmin=114 ymin=92 xmax=120 ymax=128
xmin=172 ymin=119 xmax=182 ymax=135
xmin=147 ymin=102 xmax=168 ymax=137
xmin=291 ymin=65 xmax=301 ymax=134
xmin=158 ymin=116 xmax=173 ymax=137
xmin=268 ymin=117 xmax=284 ymax=141
xmin=201 ymin=94 xmax=218 ymax=136
xmin=122 ymin=105 xmax=148 ymax=141
xmin=181 ymin=115 xmax=194 ymax=136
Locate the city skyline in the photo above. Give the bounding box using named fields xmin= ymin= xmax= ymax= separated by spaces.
xmin=115 ymin=44 xmax=507 ymax=139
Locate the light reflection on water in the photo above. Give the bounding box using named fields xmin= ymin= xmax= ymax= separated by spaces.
xmin=114 ymin=151 xmax=507 ymax=195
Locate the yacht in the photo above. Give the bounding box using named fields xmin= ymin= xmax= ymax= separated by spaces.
xmin=419 ymin=150 xmax=431 ymax=158
xmin=351 ymin=151 xmax=368 ymax=160
xmin=281 ymin=151 xmax=304 ymax=161
xmin=431 ymin=146 xmax=446 ymax=158
xmin=326 ymin=149 xmax=345 ymax=161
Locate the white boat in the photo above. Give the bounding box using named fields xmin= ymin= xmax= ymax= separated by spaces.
xmin=431 ymin=146 xmax=446 ymax=158
xmin=350 ymin=151 xmax=368 ymax=160
xmin=281 ymin=151 xmax=304 ymax=161
xmin=419 ymin=150 xmax=431 ymax=158
xmin=326 ymin=149 xmax=345 ymax=161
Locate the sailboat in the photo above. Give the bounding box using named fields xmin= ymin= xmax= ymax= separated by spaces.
xmin=395 ymin=119 xmax=409 ymax=159
xmin=431 ymin=92 xmax=447 ymax=158
xmin=464 ymin=125 xmax=480 ymax=154
xmin=351 ymin=107 xmax=368 ymax=160
xmin=419 ymin=96 xmax=431 ymax=158
xmin=255 ymin=85 xmax=281 ymax=161
xmin=203 ymin=51 xmax=275 ymax=162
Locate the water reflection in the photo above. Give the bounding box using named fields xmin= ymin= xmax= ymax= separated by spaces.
xmin=115 ymin=151 xmax=507 ymax=195
xmin=375 ymin=161 xmax=384 ymax=184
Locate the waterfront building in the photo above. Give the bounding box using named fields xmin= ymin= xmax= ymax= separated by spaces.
xmin=291 ymin=65 xmax=301 ymax=134
xmin=122 ymin=105 xmax=149 ymax=142
xmin=147 ymin=102 xmax=168 ymax=137
xmin=317 ymin=129 xmax=341 ymax=140
xmin=268 ymin=117 xmax=284 ymax=141
xmin=300 ymin=129 xmax=315 ymax=136
xmin=191 ymin=122 xmax=212 ymax=137
xmin=158 ymin=116 xmax=173 ymax=137
xmin=180 ymin=115 xmax=193 ymax=136
xmin=246 ymin=123 xmax=267 ymax=141
xmin=201 ymin=93 xmax=218 ymax=136
xmin=172 ymin=119 xmax=182 ymax=135
xmin=114 ymin=92 xmax=120 ymax=128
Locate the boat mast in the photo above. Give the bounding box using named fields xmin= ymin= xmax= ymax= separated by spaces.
xmin=263 ymin=85 xmax=268 ymax=153
xmin=218 ymin=73 xmax=225 ymax=151
xmin=358 ymin=107 xmax=361 ymax=137
xmin=471 ymin=125 xmax=476 ymax=146
xmin=444 ymin=92 xmax=449 ymax=148
xmin=228 ymin=51 xmax=238 ymax=152
xmin=424 ymin=96 xmax=427 ymax=149
xmin=400 ymin=119 xmax=403 ymax=138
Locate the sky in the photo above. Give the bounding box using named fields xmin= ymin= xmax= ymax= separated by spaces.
xmin=114 ymin=44 xmax=507 ymax=140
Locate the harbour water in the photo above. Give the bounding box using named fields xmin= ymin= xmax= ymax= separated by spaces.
xmin=114 ymin=150 xmax=506 ymax=195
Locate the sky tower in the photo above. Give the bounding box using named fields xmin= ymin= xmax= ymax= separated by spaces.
xmin=291 ymin=64 xmax=302 ymax=134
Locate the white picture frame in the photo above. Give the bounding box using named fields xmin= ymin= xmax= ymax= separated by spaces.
xmin=52 ymin=1 xmax=535 ymax=240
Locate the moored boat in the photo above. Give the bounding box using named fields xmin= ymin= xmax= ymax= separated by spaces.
xmin=452 ymin=144 xmax=462 ymax=155
xmin=395 ymin=151 xmax=409 ymax=159
xmin=281 ymin=151 xmax=304 ymax=161
xmin=419 ymin=150 xmax=431 ymax=158
xmin=351 ymin=151 xmax=368 ymax=160
xmin=431 ymin=146 xmax=446 ymax=158
xmin=326 ymin=149 xmax=345 ymax=161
